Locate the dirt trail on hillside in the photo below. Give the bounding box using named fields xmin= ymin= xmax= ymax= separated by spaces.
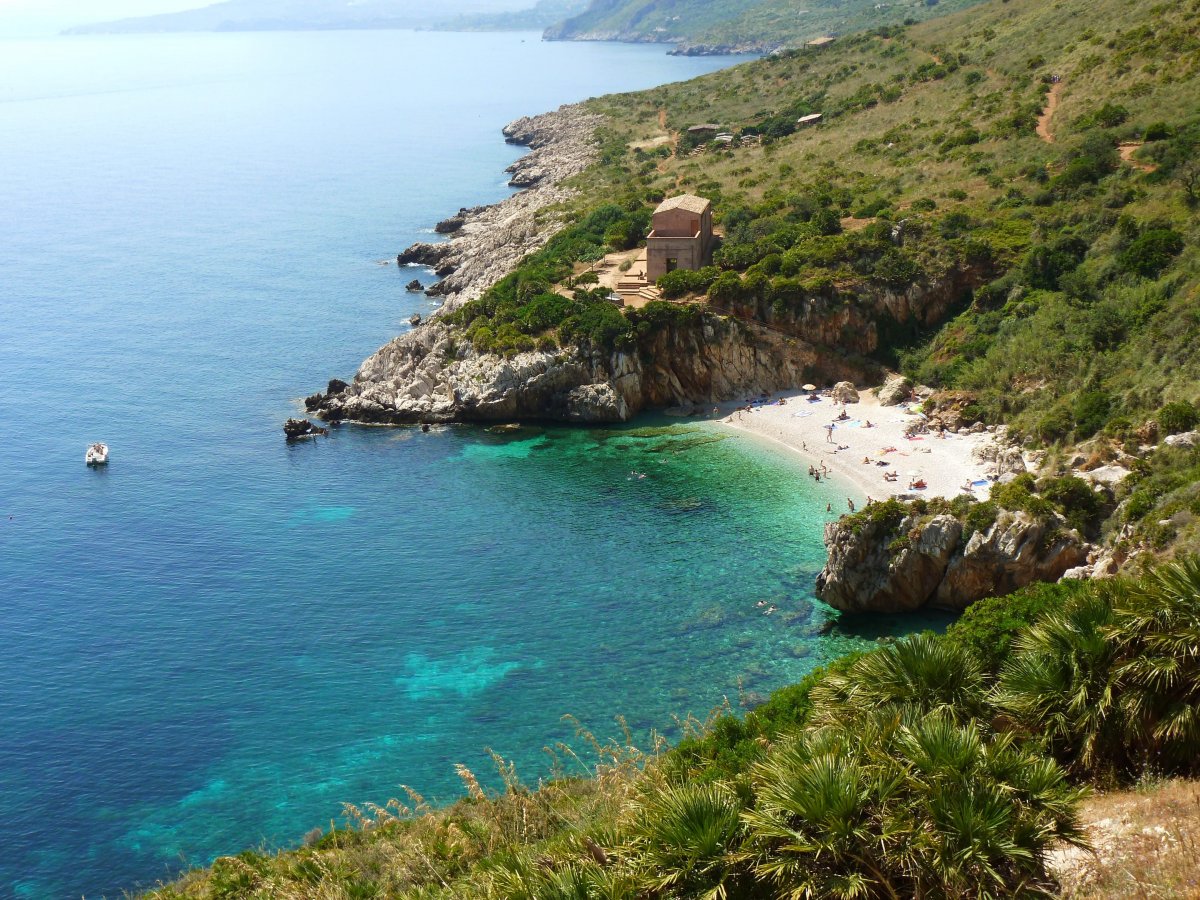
xmin=1036 ymin=81 xmax=1064 ymax=143
xmin=1119 ymin=141 xmax=1158 ymax=172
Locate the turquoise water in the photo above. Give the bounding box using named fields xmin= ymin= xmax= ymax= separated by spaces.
xmin=0 ymin=31 xmax=932 ymax=898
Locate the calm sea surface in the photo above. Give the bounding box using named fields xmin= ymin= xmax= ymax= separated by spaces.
xmin=0 ymin=30 xmax=936 ymax=898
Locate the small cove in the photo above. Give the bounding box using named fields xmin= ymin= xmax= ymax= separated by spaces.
xmin=0 ymin=31 xmax=940 ymax=898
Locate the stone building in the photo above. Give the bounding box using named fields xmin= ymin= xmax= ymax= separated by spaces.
xmin=645 ymin=194 xmax=713 ymax=281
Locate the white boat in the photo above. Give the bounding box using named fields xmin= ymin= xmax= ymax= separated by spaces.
xmin=85 ymin=443 xmax=109 ymax=466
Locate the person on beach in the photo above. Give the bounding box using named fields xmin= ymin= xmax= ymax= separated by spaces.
xmin=825 ymin=424 xmax=834 ymax=442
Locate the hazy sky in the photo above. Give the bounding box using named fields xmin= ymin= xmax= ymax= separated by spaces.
xmin=0 ymin=0 xmax=205 ymax=35
xmin=0 ymin=0 xmax=534 ymax=36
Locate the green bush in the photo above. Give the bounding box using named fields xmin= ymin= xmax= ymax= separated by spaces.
xmin=1021 ymin=235 xmax=1088 ymax=290
xmin=1072 ymin=389 xmax=1112 ymax=438
xmin=1090 ymin=102 xmax=1129 ymax=128
xmin=873 ymin=249 xmax=922 ymax=286
xmin=1157 ymin=400 xmax=1199 ymax=435
xmin=991 ymin=474 xmax=1056 ymax=519
xmin=944 ymin=580 xmax=1086 ymax=675
xmin=1119 ymin=228 xmax=1184 ymax=278
xmin=708 ymin=271 xmax=745 ymax=304
xmin=1038 ymin=475 xmax=1106 ymax=534
xmin=656 ymin=266 xmax=718 ymax=299
xmin=809 ymin=633 xmax=987 ymax=724
xmin=1144 ymin=121 xmax=1172 ymax=141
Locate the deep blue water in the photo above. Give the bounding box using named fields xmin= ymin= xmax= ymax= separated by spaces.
xmin=0 ymin=30 xmax=935 ymax=898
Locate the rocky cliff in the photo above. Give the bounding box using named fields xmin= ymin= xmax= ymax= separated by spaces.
xmin=718 ymin=267 xmax=981 ymax=358
xmin=308 ymin=313 xmax=824 ymax=423
xmin=815 ymin=502 xmax=1088 ymax=613
xmin=395 ymin=105 xmax=605 ymax=315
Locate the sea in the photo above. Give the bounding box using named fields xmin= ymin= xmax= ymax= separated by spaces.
xmin=0 ymin=29 xmax=938 ymax=898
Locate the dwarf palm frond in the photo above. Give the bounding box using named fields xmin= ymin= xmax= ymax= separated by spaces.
xmin=626 ymin=780 xmax=746 ymax=899
xmin=738 ymin=711 xmax=1082 ymax=900
xmin=896 ymin=716 xmax=1087 ymax=898
xmin=482 ymin=851 xmax=634 ymax=900
xmin=809 ymin=633 xmax=987 ymax=727
xmin=1106 ymin=555 xmax=1200 ymax=772
xmin=994 ymin=590 xmax=1117 ymax=773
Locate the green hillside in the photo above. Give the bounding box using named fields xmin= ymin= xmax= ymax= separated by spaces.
xmin=544 ymin=0 xmax=989 ymax=50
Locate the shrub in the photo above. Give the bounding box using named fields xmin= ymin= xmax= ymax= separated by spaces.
xmin=1144 ymin=121 xmax=1172 ymax=141
xmin=1105 ymin=557 xmax=1200 ymax=773
xmin=999 ymin=558 xmax=1200 ymax=778
xmin=739 ymin=714 xmax=1086 ymax=898
xmin=872 ymin=249 xmax=922 ymax=286
xmin=1035 ymin=405 xmax=1074 ymax=443
xmin=1119 ymin=228 xmax=1185 ymax=278
xmin=627 ymin=782 xmax=747 ymax=897
xmin=657 ymin=266 xmax=718 ymax=299
xmin=1072 ymin=389 xmax=1112 ymax=438
xmin=708 ymin=271 xmax=745 ymax=304
xmin=944 ymin=580 xmax=1086 ymax=675
xmin=991 ymin=474 xmax=1056 ymax=519
xmin=996 ymin=590 xmax=1120 ymax=774
xmin=1091 ymin=102 xmax=1130 ymax=128
xmin=1021 ymin=235 xmax=1088 ymax=290
xmin=1039 ymin=475 xmax=1106 ymax=534
xmin=1157 ymin=400 xmax=1199 ymax=435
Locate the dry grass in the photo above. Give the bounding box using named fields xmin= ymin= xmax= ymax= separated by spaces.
xmin=1053 ymin=779 xmax=1200 ymax=899
xmin=144 ymin=717 xmax=673 ymax=899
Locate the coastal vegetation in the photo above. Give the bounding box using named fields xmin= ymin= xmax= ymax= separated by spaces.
xmin=147 ymin=557 xmax=1200 ymax=897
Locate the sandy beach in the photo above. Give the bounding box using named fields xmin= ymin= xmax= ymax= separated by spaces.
xmin=712 ymin=389 xmax=999 ymax=503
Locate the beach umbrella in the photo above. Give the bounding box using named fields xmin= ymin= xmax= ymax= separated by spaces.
xmin=802 ymin=383 xmax=816 ymax=391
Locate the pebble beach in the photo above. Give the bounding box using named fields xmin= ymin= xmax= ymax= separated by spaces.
xmin=714 ymin=389 xmax=999 ymax=503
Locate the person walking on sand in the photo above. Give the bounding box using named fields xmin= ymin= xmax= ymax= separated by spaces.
xmin=825 ymin=424 xmax=834 ymax=443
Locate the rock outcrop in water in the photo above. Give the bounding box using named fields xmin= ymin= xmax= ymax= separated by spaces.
xmin=815 ymin=502 xmax=1088 ymax=613
xmin=284 ymin=418 xmax=329 ymax=440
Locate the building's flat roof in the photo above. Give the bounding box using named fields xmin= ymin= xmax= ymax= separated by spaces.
xmin=654 ymin=194 xmax=711 ymax=215
xmin=797 ymin=113 xmax=824 ymax=124
xmin=806 ymin=35 xmax=836 ymax=46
